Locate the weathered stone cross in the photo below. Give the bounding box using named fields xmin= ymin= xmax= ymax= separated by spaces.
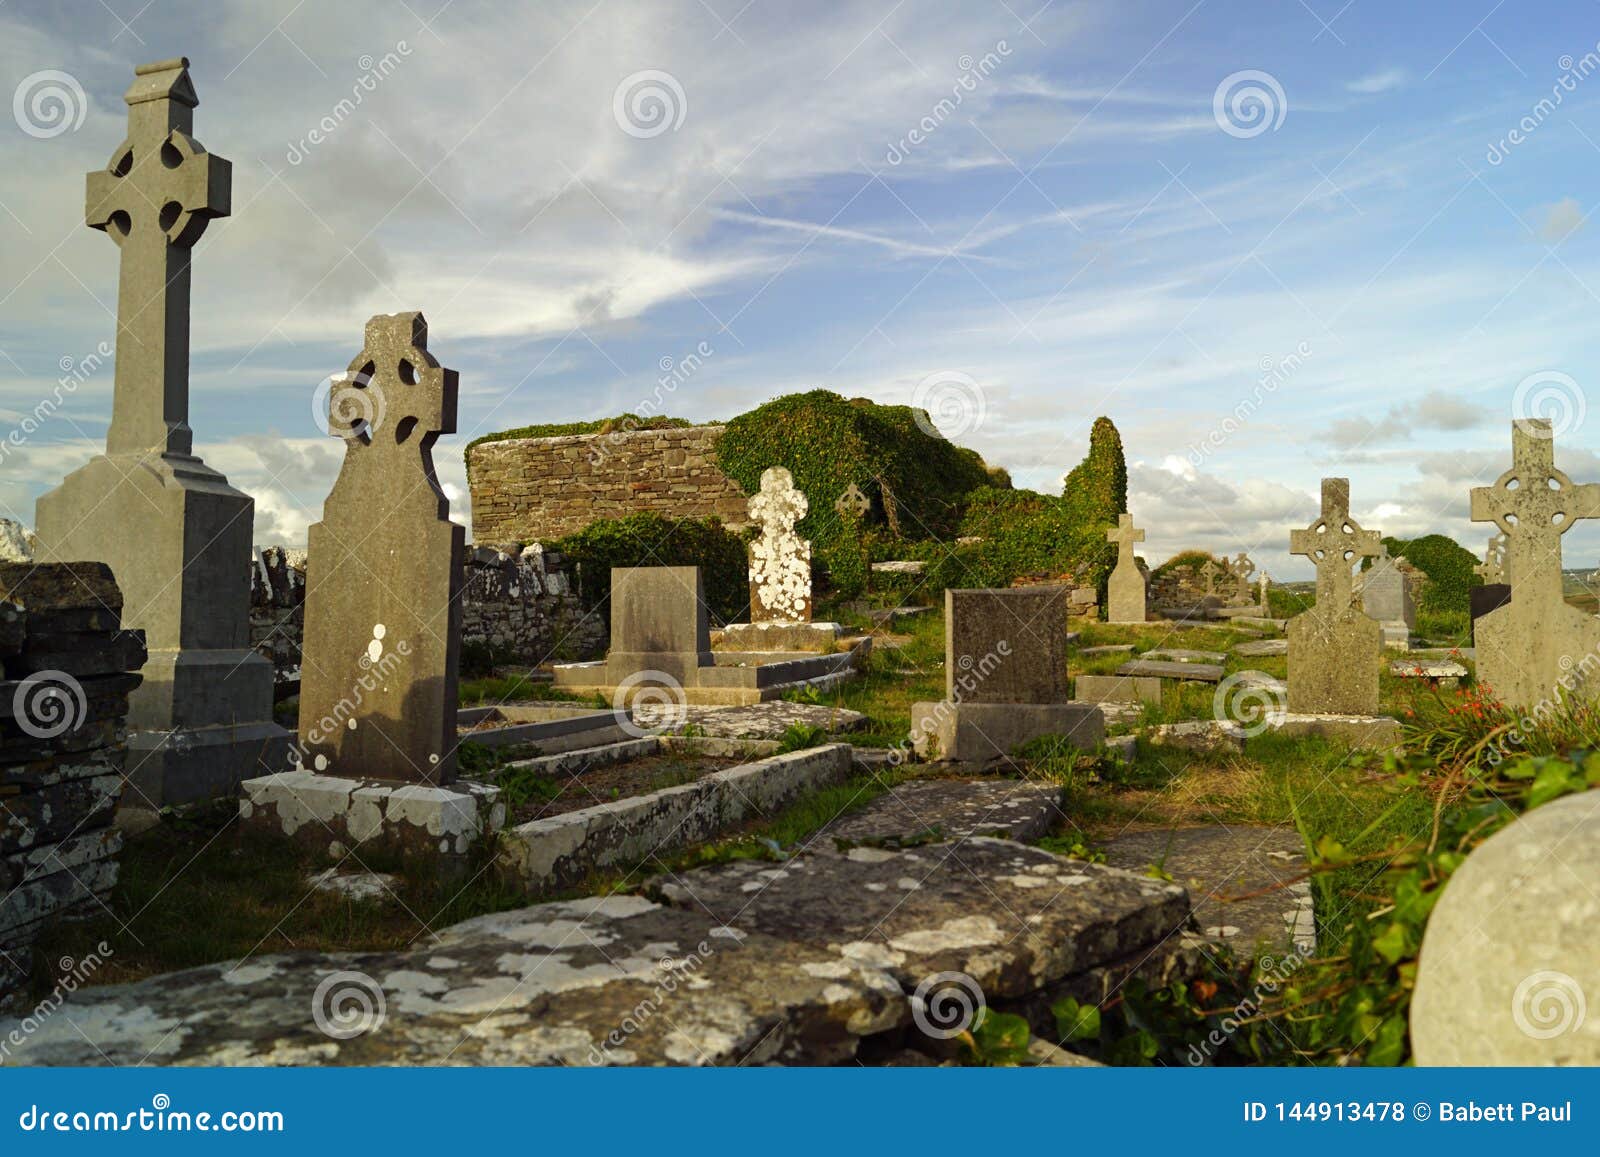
xmin=748 ymin=466 xmax=811 ymax=622
xmin=834 ymin=483 xmax=870 ymax=521
xmin=1474 ymin=533 xmax=1507 ymax=585
xmin=1106 ymin=512 xmax=1144 ymax=567
xmin=1199 ymin=559 xmax=1221 ymax=597
xmin=1471 ymin=418 xmax=1600 ymax=607
xmin=1290 ymin=478 xmax=1382 ymax=611
xmin=85 ymin=58 xmax=230 ymax=458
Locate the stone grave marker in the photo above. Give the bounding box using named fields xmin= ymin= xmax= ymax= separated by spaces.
xmin=911 ymin=587 xmax=1102 ymax=760
xmin=1470 ymin=418 xmax=1600 ymax=709
xmin=1105 ymin=512 xmax=1146 ymax=623
xmin=834 ymin=483 xmax=870 ymax=521
xmin=746 ymin=467 xmax=812 ymax=623
xmin=1199 ymin=559 xmax=1222 ymax=600
xmin=1360 ymin=544 xmax=1415 ymax=650
xmin=1286 ymin=478 xmax=1383 ymax=715
xmin=31 ymin=58 xmax=287 ymax=808
xmin=239 ymin=314 xmax=502 ymax=862
xmin=1229 ymin=552 xmax=1256 ymax=606
xmin=1470 ymin=532 xmax=1511 ymax=639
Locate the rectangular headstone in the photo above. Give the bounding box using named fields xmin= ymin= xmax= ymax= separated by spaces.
xmin=605 ymin=567 xmax=715 ymax=687
xmin=1361 ymin=551 xmax=1415 ymax=628
xmin=946 ymin=587 xmax=1068 ymax=704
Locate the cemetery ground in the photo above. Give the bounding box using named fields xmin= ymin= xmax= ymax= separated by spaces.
xmin=23 ymin=586 xmax=1547 ymax=1066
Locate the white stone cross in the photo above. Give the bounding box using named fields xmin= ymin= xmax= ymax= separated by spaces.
xmin=748 ymin=467 xmax=812 ymax=622
xmin=1474 ymin=533 xmax=1507 ymax=585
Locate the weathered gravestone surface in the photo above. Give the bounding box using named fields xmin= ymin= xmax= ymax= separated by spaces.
xmin=1471 ymin=419 xmax=1600 ymax=710
xmin=746 ymin=467 xmax=811 ymax=623
xmin=910 ymin=588 xmax=1102 ymax=760
xmin=239 ymin=315 xmax=501 ymax=860
xmin=1105 ymin=513 xmax=1146 ymax=623
xmin=1360 ymin=545 xmax=1415 ymax=650
xmin=31 ymin=58 xmax=287 ymax=808
xmin=1411 ymin=789 xmax=1600 ymax=1064
xmin=1228 ymin=552 xmax=1256 ymax=606
xmin=1285 ymin=479 xmax=1383 ymax=715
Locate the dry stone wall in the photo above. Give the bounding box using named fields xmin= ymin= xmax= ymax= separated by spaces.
xmin=468 ymin=425 xmax=750 ymax=544
xmin=250 ymin=543 xmax=606 ymax=682
xmin=1 ymin=563 xmax=145 ymax=1012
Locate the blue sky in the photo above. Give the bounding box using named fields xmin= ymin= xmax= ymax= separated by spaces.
xmin=2 ymin=0 xmax=1599 ymax=579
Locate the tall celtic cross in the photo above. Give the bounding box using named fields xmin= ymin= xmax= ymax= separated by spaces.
xmin=1471 ymin=419 xmax=1600 ymax=607
xmin=86 ymin=58 xmax=230 ymax=458
xmin=1289 ymin=478 xmax=1382 ymax=611
xmin=1106 ymin=512 xmax=1144 ymax=568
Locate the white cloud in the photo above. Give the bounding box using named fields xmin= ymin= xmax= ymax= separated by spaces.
xmin=1346 ymin=68 xmax=1408 ymax=95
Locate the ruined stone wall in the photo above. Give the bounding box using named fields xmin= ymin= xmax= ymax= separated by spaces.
xmin=249 ymin=542 xmax=606 ymax=681
xmin=1 ymin=563 xmax=144 ymax=1011
xmin=467 ymin=425 xmax=750 ymax=544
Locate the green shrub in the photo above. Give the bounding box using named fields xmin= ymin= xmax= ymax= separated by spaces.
xmin=1152 ymin=549 xmax=1222 ymax=578
xmin=714 ymin=390 xmax=997 ymax=595
xmin=553 ymin=512 xmax=748 ymax=623
xmin=1370 ymin=533 xmax=1482 ymax=615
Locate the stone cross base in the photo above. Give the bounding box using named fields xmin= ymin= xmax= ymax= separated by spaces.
xmin=1263 ymin=712 xmax=1402 ymax=751
xmin=909 ymin=700 xmax=1104 ymax=762
xmin=1287 ymin=607 xmax=1381 ymax=715
xmin=239 ymin=771 xmax=503 ymax=862
xmin=715 ymin=621 xmax=843 ymax=653
xmin=34 ymin=452 xmax=288 ymax=807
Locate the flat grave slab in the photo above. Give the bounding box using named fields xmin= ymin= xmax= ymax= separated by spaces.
xmin=1074 ymin=674 xmax=1162 ymax=705
xmin=1101 ymin=826 xmax=1314 ymax=958
xmin=1390 ymin=659 xmax=1470 ymax=681
xmin=1079 ymin=644 xmax=1135 ymax=657
xmin=824 ymin=778 xmax=1066 ymax=846
xmin=630 ymin=700 xmax=869 ymax=739
xmin=1141 ymin=648 xmax=1227 ymax=665
xmin=1232 ymin=639 xmax=1288 ymax=657
xmin=1116 ymin=659 xmax=1226 ymax=683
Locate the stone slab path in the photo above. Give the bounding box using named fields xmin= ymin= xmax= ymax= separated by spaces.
xmin=1101 ymin=826 xmax=1313 ymax=958
xmin=5 ymin=841 xmax=1203 ymax=1067
xmin=1233 ymin=639 xmax=1288 ymax=657
xmin=824 ymin=778 xmax=1066 ymax=845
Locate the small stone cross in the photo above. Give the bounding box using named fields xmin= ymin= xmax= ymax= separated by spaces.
xmin=1474 ymin=533 xmax=1507 ymax=585
xmin=748 ymin=467 xmax=811 ymax=622
xmin=1289 ymin=478 xmax=1382 ymax=611
xmin=86 ymin=59 xmax=231 ymax=458
xmin=1471 ymin=419 xmax=1600 ymax=605
xmin=1106 ymin=512 xmax=1144 ymax=567
xmin=834 ymin=483 xmax=870 ymax=521
xmin=1199 ymin=559 xmax=1221 ymax=597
